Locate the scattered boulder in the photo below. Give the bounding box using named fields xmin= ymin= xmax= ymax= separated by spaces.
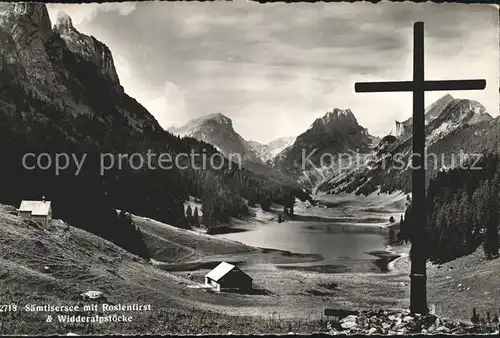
xmin=80 ymin=290 xmax=104 ymax=301
xmin=436 ymin=326 xmax=451 ymax=333
xmin=403 ymin=315 xmax=414 ymax=323
xmin=327 ymin=309 xmax=493 ymax=335
xmin=340 ymin=314 xmax=357 ymax=323
xmin=341 ymin=321 xmax=357 ymax=329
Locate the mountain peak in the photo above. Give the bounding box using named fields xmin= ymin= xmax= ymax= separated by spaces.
xmin=313 ymin=108 xmax=359 ymax=130
xmin=169 ymin=113 xmax=262 ymax=163
xmin=55 ymin=11 xmax=74 ymax=32
xmin=205 ymin=112 xmax=232 ymax=126
xmin=394 ymin=94 xmax=456 ymax=138
xmin=249 ymin=136 xmax=297 ymax=163
xmin=169 ymin=113 xmax=234 ymax=136
xmin=441 ymin=93 xmax=454 ymax=101
xmin=53 ymin=14 xmax=120 ymax=85
xmin=425 ymin=93 xmax=455 ymax=120
xmin=12 ymin=3 xmax=50 ymax=23
xmin=325 ymin=108 xmax=354 ymax=119
xmin=6 ymin=3 xmax=52 ymax=42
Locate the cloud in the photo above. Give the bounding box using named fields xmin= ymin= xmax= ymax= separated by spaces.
xmin=53 ymin=2 xmax=499 ymax=143
xmin=136 ymin=81 xmax=188 ymax=130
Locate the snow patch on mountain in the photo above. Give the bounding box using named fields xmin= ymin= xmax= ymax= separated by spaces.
xmin=394 ymin=94 xmax=455 ymax=138
xmin=426 ymin=99 xmax=491 ymax=145
xmin=249 ymin=136 xmax=296 ymax=163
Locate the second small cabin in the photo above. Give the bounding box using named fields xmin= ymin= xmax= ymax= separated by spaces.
xmin=18 ymin=199 xmax=52 ymax=225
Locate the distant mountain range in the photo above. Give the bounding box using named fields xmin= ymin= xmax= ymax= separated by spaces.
xmin=168 ymin=108 xmax=379 ymax=189
xmin=168 ymin=114 xmax=297 ymax=165
xmin=1 ymin=3 xmax=497 ymax=231
xmin=319 ymin=97 xmax=498 ymax=195
xmin=248 ymin=136 xmax=296 ymax=164
xmin=170 ymin=95 xmax=497 ymax=194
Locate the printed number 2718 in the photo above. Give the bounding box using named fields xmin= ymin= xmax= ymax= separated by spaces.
xmin=0 ymin=304 xmax=17 ymax=312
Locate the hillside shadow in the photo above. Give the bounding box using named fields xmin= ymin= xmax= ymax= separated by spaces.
xmin=206 ymin=227 xmax=248 ymax=235
xmin=222 ymin=287 xmax=272 ymax=296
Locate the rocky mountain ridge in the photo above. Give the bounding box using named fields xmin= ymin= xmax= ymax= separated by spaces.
xmin=0 ymin=3 xmax=158 ymax=130
xmin=53 ymin=11 xmax=120 ymax=85
xmin=169 ymin=113 xmax=263 ymax=163
xmin=0 ymin=3 xmax=62 ymax=95
xmin=272 ymin=108 xmax=376 ymax=188
xmin=319 ymin=96 xmax=498 ymax=195
xmin=394 ymin=94 xmax=455 ymax=138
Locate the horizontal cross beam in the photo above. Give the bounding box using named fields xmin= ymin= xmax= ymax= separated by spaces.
xmin=355 ymin=79 xmax=486 ymax=93
xmin=424 ymin=79 xmax=486 ymax=91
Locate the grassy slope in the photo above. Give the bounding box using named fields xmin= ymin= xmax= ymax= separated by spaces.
xmin=1 ymin=198 xmax=497 ymax=334
xmin=0 ymin=204 xmax=326 ymax=334
xmin=306 ymin=190 xmax=408 ymax=226
xmin=427 ymin=248 xmax=500 ymax=321
xmin=0 ymin=202 xmax=408 ymax=334
xmin=393 ymin=245 xmax=500 ymax=322
xmin=132 ymin=214 xmax=254 ymax=263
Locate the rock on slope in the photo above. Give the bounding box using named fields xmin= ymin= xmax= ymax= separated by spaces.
xmin=328 ymin=309 xmax=497 ymax=335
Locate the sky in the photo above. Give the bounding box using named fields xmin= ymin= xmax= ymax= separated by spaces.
xmin=46 ymin=2 xmax=499 ymax=144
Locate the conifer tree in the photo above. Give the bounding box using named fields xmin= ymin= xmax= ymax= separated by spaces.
xmin=185 ymin=205 xmax=193 ymax=227
xmin=484 ymin=176 xmax=499 ymax=258
xmin=193 ymin=207 xmax=200 ymax=226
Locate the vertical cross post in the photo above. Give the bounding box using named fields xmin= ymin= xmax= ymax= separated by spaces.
xmin=410 ymin=21 xmax=427 ymax=315
xmin=354 ymin=21 xmax=486 ymax=315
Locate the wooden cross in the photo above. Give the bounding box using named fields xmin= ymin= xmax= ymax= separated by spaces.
xmin=354 ymin=21 xmax=486 ymax=314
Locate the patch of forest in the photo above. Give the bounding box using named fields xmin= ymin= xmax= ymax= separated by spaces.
xmin=400 ymin=153 xmax=500 ymax=262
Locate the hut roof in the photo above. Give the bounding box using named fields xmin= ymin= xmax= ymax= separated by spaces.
xmin=19 ymin=200 xmax=51 ymax=216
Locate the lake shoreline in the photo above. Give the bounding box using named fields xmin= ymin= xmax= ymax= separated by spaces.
xmin=141 ymin=194 xmax=497 ymax=324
